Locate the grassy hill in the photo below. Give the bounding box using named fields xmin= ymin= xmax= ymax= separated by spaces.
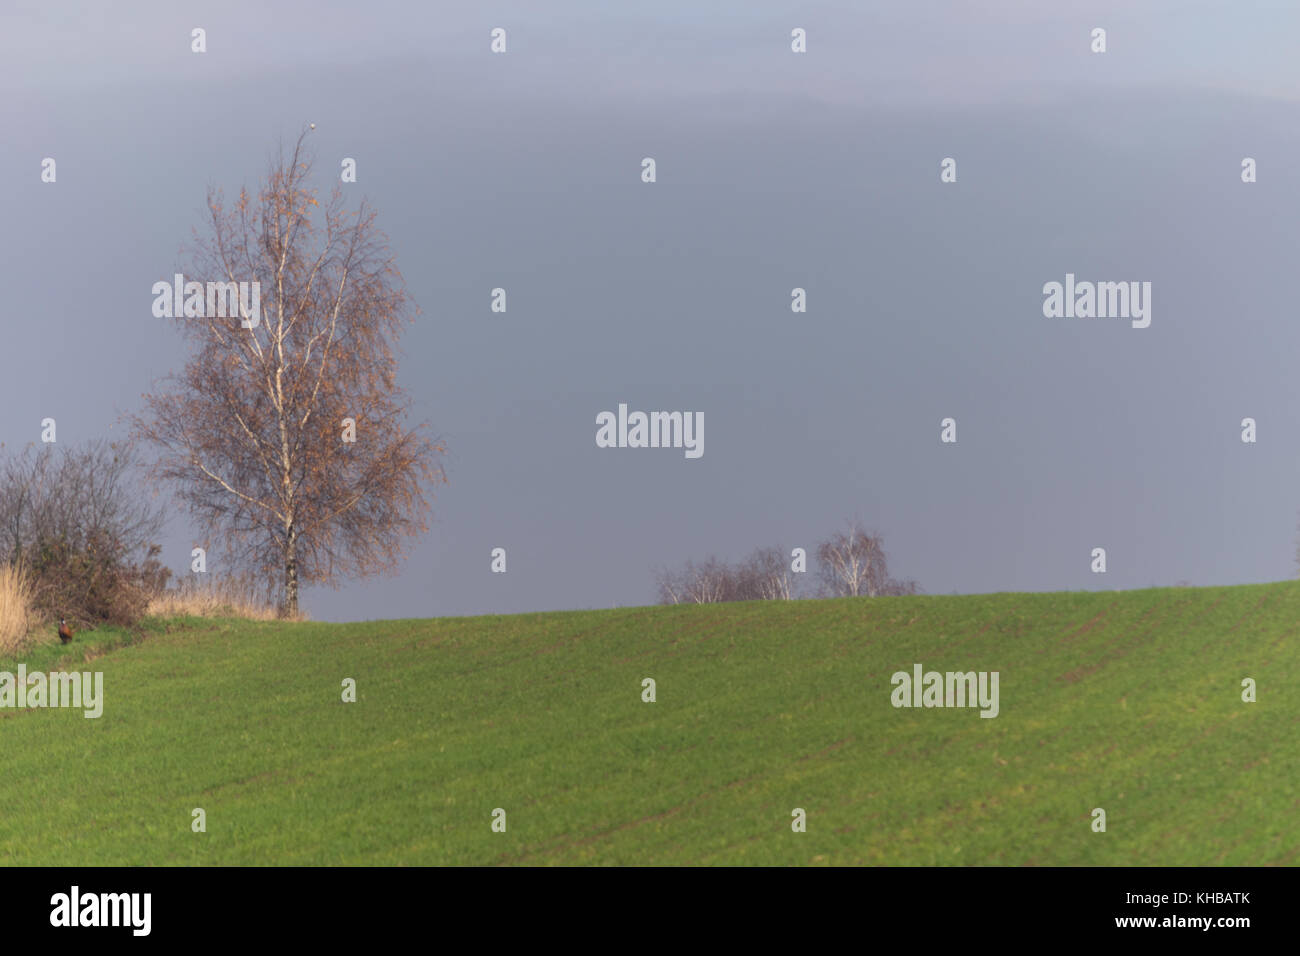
xmin=0 ymin=582 xmax=1295 ymax=865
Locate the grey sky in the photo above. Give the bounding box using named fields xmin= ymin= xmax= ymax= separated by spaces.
xmin=3 ymin=2 xmax=1298 ymax=620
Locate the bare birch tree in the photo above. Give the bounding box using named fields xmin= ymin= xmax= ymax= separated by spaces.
xmin=134 ymin=129 xmax=443 ymax=616
xmin=656 ymin=547 xmax=799 ymax=604
xmin=737 ymin=546 xmax=794 ymax=600
xmin=815 ymin=520 xmax=917 ymax=598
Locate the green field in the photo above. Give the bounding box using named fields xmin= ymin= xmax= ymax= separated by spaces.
xmin=1 ymin=582 xmax=1295 ymax=865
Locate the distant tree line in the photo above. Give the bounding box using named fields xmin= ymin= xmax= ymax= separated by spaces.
xmin=654 ymin=519 xmax=919 ymax=604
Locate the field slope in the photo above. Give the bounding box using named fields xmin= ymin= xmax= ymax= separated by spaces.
xmin=1 ymin=582 xmax=1296 ymax=865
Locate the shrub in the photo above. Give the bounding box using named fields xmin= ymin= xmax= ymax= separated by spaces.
xmin=0 ymin=441 xmax=168 ymax=628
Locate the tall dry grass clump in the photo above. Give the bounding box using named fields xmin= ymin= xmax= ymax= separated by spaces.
xmin=147 ymin=574 xmax=301 ymax=621
xmin=0 ymin=564 xmax=34 ymax=653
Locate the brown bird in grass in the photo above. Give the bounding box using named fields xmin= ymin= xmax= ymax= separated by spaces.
xmin=58 ymin=618 xmax=73 ymax=644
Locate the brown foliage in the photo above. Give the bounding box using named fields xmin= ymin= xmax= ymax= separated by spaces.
xmin=133 ymin=130 xmax=444 ymax=616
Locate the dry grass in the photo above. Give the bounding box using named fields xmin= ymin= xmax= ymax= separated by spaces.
xmin=4 ymin=566 xmax=298 ymax=650
xmin=0 ymin=564 xmax=34 ymax=653
xmin=146 ymin=575 xmax=301 ymax=622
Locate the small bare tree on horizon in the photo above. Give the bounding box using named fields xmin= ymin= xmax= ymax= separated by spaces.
xmin=815 ymin=520 xmax=918 ymax=598
xmin=656 ymin=522 xmax=919 ymax=605
xmin=134 ymin=128 xmax=444 ymax=616
xmin=655 ymin=547 xmax=797 ymax=604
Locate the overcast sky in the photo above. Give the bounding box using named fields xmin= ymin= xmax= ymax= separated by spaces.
xmin=3 ymin=2 xmax=1298 ymax=621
